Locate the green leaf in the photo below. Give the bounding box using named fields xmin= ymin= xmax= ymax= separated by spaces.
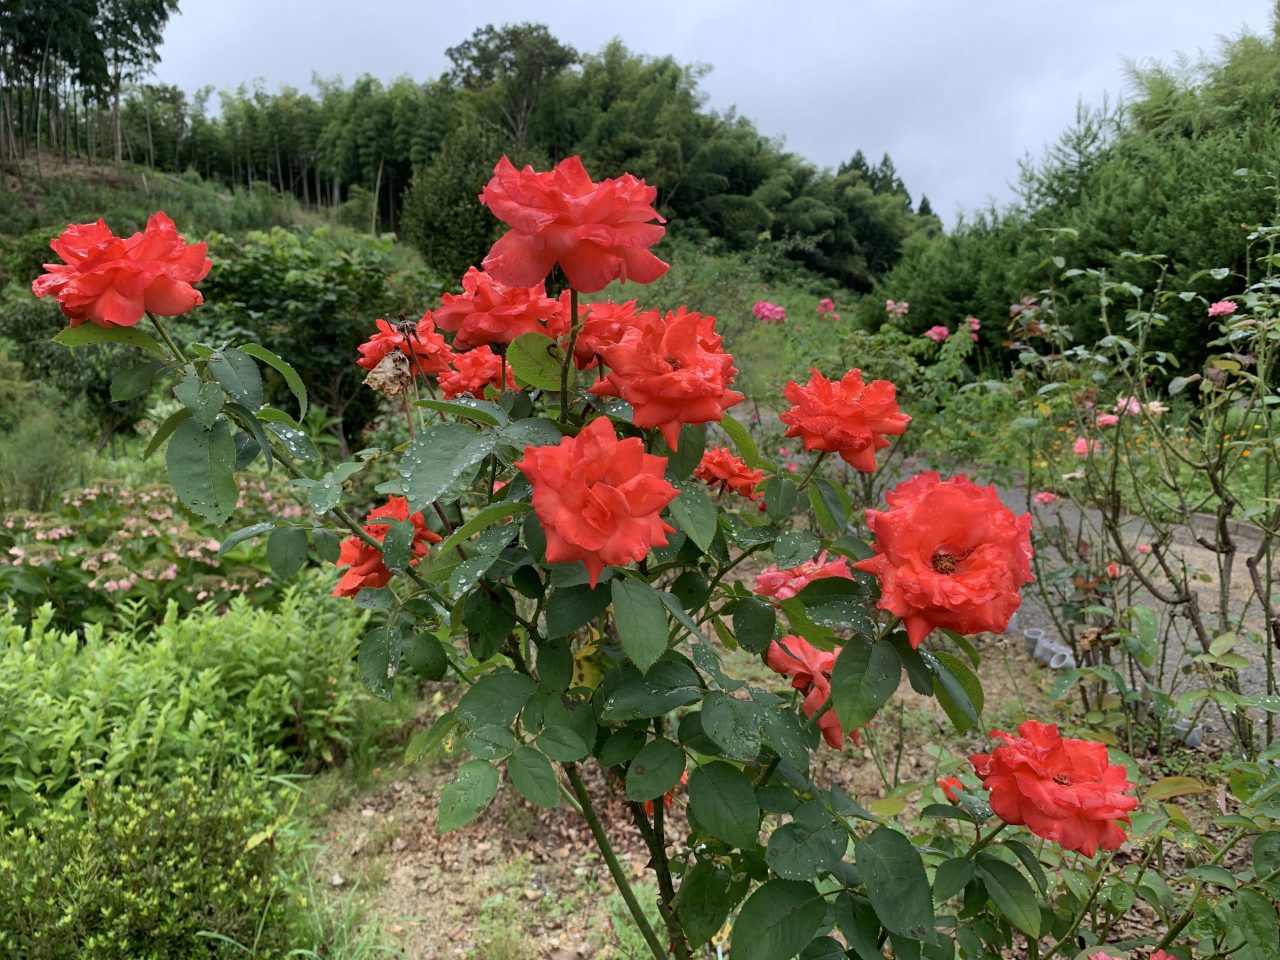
xmin=702 ymin=692 xmax=763 ymax=760
xmin=830 ymin=640 xmax=901 ymax=730
xmin=456 ymin=672 xmax=536 ymax=729
xmin=733 ymin=597 xmax=777 ymax=654
xmin=668 ymin=481 xmax=717 ymax=551
xmin=402 ymin=631 xmax=449 ymax=680
xmin=241 ymin=342 xmax=307 ymax=421
xmin=143 ymin=408 xmax=193 ymax=460
xmin=678 ymin=860 xmax=746 ymax=947
xmin=166 ymin=417 xmax=238 ymax=525
xmin=111 ymin=359 xmax=165 ymax=401
xmin=728 ymin=879 xmax=827 ymax=960
xmin=264 ymin=420 xmax=318 ymax=462
xmin=1232 ymin=887 xmax=1280 ymax=944
xmin=431 ymin=503 xmax=530 ymax=567
xmin=464 ymin=725 xmax=516 ymax=760
xmin=174 ymin=363 xmax=224 ymax=427
xmin=625 ymin=737 xmax=685 ymax=801
xmin=536 ymin=725 xmax=589 ymax=762
xmin=933 ymin=857 xmax=975 ymax=902
xmin=207 ymin=347 xmax=264 ymax=410
xmin=52 ymin=322 xmax=165 ymax=356
xmin=719 ymin=413 xmax=763 ymax=468
xmin=657 ymin=423 xmax=706 ymax=481
xmin=507 ymin=332 xmax=562 ymax=390
xmin=546 ymin=582 xmax=612 ymax=638
xmin=378 ymin=518 xmax=416 ymax=575
xmin=508 ymin=746 xmax=559 ymax=808
xmin=405 ymin=710 xmax=458 ymax=764
xmin=602 ymin=660 xmax=702 ymax=721
xmin=219 ymin=521 xmax=275 ymax=555
xmin=688 ymin=762 xmax=761 ymax=848
xmin=500 ymin=417 xmax=564 ymax=449
xmin=795 ymin=577 xmax=873 ymax=633
xmin=359 ymin=625 xmax=402 ymax=700
xmin=266 ymin=526 xmax=308 ymax=580
xmin=765 ymin=477 xmax=799 ymax=521
xmin=225 ymin=402 xmax=274 ymax=473
xmin=437 ymin=759 xmax=499 ymax=833
xmin=766 ymin=821 xmax=847 ymax=880
xmin=854 ymin=827 xmax=934 ymax=939
xmin=461 ymin=586 xmax=517 ymax=660
xmin=612 ymin=579 xmax=670 ymax=674
xmin=807 ymin=478 xmax=847 ymax=533
xmin=975 ymin=856 xmax=1040 ymax=937
xmin=773 ymin=530 xmax=819 ymax=569
xmin=927 ymin=650 xmax=984 ymax=733
xmin=416 ymin=396 xmax=508 ymax=426
xmin=401 ymin=423 xmax=495 ymax=512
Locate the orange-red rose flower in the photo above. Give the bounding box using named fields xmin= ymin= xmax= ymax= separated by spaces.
xmin=694 ymin=447 xmax=765 ymax=501
xmin=515 ymin=416 xmax=677 ymax=587
xmin=590 ymin=308 xmax=744 ymax=449
xmin=332 ymin=495 xmax=440 ymax=599
xmin=33 ymin=212 xmax=211 ymax=328
xmin=571 ymin=299 xmax=657 ymax=369
xmin=356 ymin=314 xmax=452 ymax=375
xmin=439 ymin=345 xmax=516 ymax=399
xmin=479 ymin=156 xmax=669 ymax=293
xmin=969 ymin=720 xmax=1137 ymax=857
xmin=937 ymin=776 xmax=964 ymax=803
xmin=779 ymin=368 xmax=910 ymax=472
xmin=753 ymin=550 xmax=853 ymax=602
xmin=765 ymin=635 xmax=861 ymax=749
xmin=433 ymin=267 xmax=565 ymax=350
xmin=853 ymin=472 xmax=1032 ymax=648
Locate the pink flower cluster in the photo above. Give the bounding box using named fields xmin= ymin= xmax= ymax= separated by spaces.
xmin=1207 ymin=300 xmax=1237 ymax=318
xmin=966 ymin=315 xmax=981 ymax=342
xmin=1032 ymin=491 xmax=1059 ymax=505
xmin=1073 ymin=437 xmax=1100 ymax=457
xmin=816 ymin=298 xmax=840 ymax=320
xmin=923 ymin=325 xmax=950 ymax=343
xmin=753 ymin=550 xmax=854 ymax=602
xmin=753 ymin=300 xmax=787 ymax=324
xmin=1095 ymin=413 xmax=1120 ymax=428
xmin=885 ymin=299 xmax=910 ymax=319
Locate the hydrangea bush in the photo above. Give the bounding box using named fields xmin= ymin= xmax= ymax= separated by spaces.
xmin=30 ymin=157 xmax=1278 ymax=960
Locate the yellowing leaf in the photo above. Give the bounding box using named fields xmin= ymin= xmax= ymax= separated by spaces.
xmin=1147 ymin=776 xmax=1210 ymax=802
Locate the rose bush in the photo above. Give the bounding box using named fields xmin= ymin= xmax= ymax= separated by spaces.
xmin=33 ymin=155 xmax=1271 ymax=960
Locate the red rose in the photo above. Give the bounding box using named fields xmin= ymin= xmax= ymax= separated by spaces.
xmin=333 ymin=495 xmax=440 ymax=598
xmin=572 ymin=299 xmax=657 ymax=369
xmin=438 ymin=345 xmax=516 ymax=399
xmin=33 ymin=212 xmax=211 ymax=328
xmin=515 ymin=416 xmax=677 ymax=587
xmin=356 ymin=314 xmax=452 ymax=375
xmin=434 ymin=267 xmax=565 ymax=350
xmin=590 ymin=308 xmax=744 ymax=449
xmin=853 ymin=472 xmax=1032 ymax=648
xmin=480 ymin=156 xmax=669 ymax=293
xmin=765 ymin=635 xmax=860 ymax=749
xmin=969 ymin=720 xmax=1137 ymax=857
xmin=779 ymin=368 xmax=910 ymax=472
xmin=937 ymin=776 xmax=964 ymax=803
xmin=694 ymin=447 xmax=765 ymax=501
xmin=753 ymin=550 xmax=853 ymax=602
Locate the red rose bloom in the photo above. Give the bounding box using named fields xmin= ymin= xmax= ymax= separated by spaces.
xmin=853 ymin=472 xmax=1032 ymax=648
xmin=434 ymin=267 xmax=564 ymax=350
xmin=332 ymin=495 xmax=441 ymax=599
xmin=753 ymin=550 xmax=853 ymax=602
xmin=969 ymin=720 xmax=1137 ymax=857
xmin=765 ymin=635 xmax=860 ymax=749
xmin=591 ymin=308 xmax=744 ymax=449
xmin=33 ymin=212 xmax=211 ymax=328
xmin=572 ymin=299 xmax=657 ymax=369
xmin=515 ymin=416 xmax=678 ymax=587
xmin=779 ymin=368 xmax=910 ymax=472
xmin=479 ymin=155 xmax=669 ymax=293
xmin=937 ymin=776 xmax=964 ymax=803
xmin=694 ymin=447 xmax=765 ymax=501
xmin=356 ymin=314 xmax=452 ymax=375
xmin=439 ymin=345 xmax=516 ymax=399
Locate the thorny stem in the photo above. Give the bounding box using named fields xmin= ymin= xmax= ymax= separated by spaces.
xmin=628 ymin=801 xmax=691 ymax=959
xmin=1150 ymin=827 xmax=1251 ymax=952
xmin=565 ymin=764 xmax=669 ymax=960
xmin=560 ymin=288 xmax=580 ymax=424
xmin=796 ymin=451 xmax=827 ymax=492
xmin=1043 ymin=849 xmax=1119 ymax=960
xmin=148 ymin=312 xmax=188 ymax=363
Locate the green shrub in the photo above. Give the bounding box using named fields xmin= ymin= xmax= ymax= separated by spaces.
xmin=0 ymin=765 xmax=305 ymax=960
xmin=0 ymin=587 xmax=368 ymax=820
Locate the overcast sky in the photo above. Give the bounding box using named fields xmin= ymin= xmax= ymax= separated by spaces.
xmin=154 ymin=1 xmax=1273 ymax=225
